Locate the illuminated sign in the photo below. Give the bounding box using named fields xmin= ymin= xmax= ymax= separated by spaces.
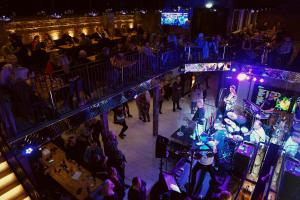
xmin=184 ymin=62 xmax=231 ymax=72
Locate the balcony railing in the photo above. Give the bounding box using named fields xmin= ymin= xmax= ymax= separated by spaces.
xmin=1 ymin=48 xmax=186 ymax=141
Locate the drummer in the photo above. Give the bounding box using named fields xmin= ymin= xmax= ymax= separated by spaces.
xmin=284 ymin=130 xmax=300 ymax=159
xmin=245 ymin=120 xmax=266 ymax=144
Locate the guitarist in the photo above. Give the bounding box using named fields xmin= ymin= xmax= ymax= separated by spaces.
xmin=190 ymin=140 xmax=218 ymax=197
xmin=191 ymin=100 xmax=206 ymax=140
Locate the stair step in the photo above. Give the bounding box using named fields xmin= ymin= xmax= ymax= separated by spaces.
xmin=0 ymin=173 xmax=20 ymax=199
xmin=14 ymin=192 xmax=30 ymax=200
xmin=0 ymin=184 xmax=26 ymax=200
xmin=0 ymin=173 xmax=18 ymax=192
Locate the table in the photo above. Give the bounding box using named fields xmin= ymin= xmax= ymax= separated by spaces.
xmin=41 ymin=143 xmax=103 ymax=200
xmin=87 ymin=55 xmax=97 ymax=62
xmin=58 ymin=44 xmax=79 ymax=49
xmin=43 ymin=48 xmax=60 ymax=54
xmin=109 ymin=36 xmax=122 ymax=41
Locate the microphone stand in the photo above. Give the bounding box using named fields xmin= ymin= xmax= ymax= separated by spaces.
xmin=188 ymin=149 xmax=195 ymax=196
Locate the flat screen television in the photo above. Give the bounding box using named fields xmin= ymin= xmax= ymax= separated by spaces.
xmin=253 ymin=85 xmax=295 ymax=112
xmin=161 ymin=12 xmax=188 ymax=26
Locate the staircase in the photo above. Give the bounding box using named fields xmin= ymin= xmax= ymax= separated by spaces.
xmin=0 ymin=153 xmax=31 ymax=200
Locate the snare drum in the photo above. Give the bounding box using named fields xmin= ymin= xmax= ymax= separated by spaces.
xmin=233 ymin=135 xmax=244 ymax=142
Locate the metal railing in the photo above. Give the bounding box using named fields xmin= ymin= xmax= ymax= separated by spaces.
xmin=0 ymin=49 xmax=184 ymax=141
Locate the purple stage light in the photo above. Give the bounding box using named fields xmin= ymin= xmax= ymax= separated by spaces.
xmin=253 ymin=77 xmax=257 ymax=81
xmin=237 ymin=73 xmax=247 ymax=81
xmin=259 ymin=78 xmax=264 ymax=83
xmin=231 ymin=68 xmax=236 ymax=72
xmin=246 ymin=76 xmax=250 ymax=80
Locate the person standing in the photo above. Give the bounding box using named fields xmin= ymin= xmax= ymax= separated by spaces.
xmin=172 ymin=76 xmax=182 ymax=112
xmin=140 ymin=91 xmax=151 ymax=122
xmin=191 ymin=100 xmax=206 ymax=140
xmin=159 ymin=81 xmax=165 ymax=114
xmin=191 ymin=84 xmax=203 ymax=114
xmin=224 ymin=85 xmax=237 ymax=113
xmin=128 ymin=177 xmax=147 ymax=200
xmin=113 ymin=106 xmax=128 ymax=139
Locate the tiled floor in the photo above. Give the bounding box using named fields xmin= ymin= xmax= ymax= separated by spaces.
xmin=107 ymin=76 xmax=219 ymax=191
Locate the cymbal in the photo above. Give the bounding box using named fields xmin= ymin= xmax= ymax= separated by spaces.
xmin=227 ymin=112 xmax=238 ymax=120
xmin=241 ymin=127 xmax=249 ymax=134
xmin=224 ymin=118 xmax=234 ymax=125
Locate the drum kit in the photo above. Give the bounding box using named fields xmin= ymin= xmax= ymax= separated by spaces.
xmin=213 ymin=111 xmax=250 ymax=164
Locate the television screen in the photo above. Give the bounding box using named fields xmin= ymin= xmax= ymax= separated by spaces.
xmin=254 ymin=86 xmax=293 ymax=112
xmin=161 ymin=12 xmax=188 ymax=26
xmin=275 ymin=96 xmax=292 ymax=111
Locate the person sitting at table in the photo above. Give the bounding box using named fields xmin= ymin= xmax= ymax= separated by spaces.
xmin=43 ymin=33 xmax=54 ymax=49
xmin=61 ymin=32 xmax=74 ymax=44
xmin=92 ymin=27 xmax=104 ymax=40
xmin=31 ymin=35 xmax=42 ymax=51
xmin=108 ymin=167 xmax=125 ymax=200
xmin=84 ymin=140 xmax=108 ymax=178
xmin=79 ymin=33 xmax=91 ymax=47
xmin=65 ymin=136 xmax=86 ymax=164
xmin=128 ymin=177 xmax=147 ymax=200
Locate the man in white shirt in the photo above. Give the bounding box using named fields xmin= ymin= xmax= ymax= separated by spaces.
xmin=249 ymin=120 xmax=266 ymax=144
xmin=284 ymin=131 xmax=300 ymax=157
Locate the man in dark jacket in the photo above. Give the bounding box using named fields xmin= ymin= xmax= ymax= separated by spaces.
xmin=128 ymin=177 xmax=146 ymax=200
xmin=172 ymin=76 xmax=182 ymax=112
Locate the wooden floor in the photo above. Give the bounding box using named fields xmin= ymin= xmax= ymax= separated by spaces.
xmin=107 ymin=75 xmax=219 ymax=191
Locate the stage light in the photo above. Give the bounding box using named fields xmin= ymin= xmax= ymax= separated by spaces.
xmin=246 ymin=76 xmax=250 ymax=80
xmin=237 ymin=73 xmax=247 ymax=81
xmin=25 ymin=147 xmax=33 ymax=155
xmin=253 ymin=77 xmax=257 ymax=81
xmin=259 ymin=78 xmax=264 ymax=83
xmin=205 ymin=2 xmax=214 ymax=9
xmin=231 ymin=68 xmax=236 ymax=72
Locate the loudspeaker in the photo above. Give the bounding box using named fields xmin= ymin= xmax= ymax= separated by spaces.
xmin=156 ymin=135 xmax=169 ymax=158
xmin=278 ymin=159 xmax=300 ymax=200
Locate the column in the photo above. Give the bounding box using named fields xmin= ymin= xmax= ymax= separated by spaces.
xmin=100 ymin=112 xmax=110 ymax=140
xmin=153 ymin=85 xmax=160 ymax=136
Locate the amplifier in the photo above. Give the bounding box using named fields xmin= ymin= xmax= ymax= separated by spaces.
xmin=233 ymin=142 xmax=256 ymax=178
xmin=278 ymin=157 xmax=300 ymax=200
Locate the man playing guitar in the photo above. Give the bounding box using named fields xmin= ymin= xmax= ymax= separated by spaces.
xmin=190 ymin=140 xmax=218 ymax=197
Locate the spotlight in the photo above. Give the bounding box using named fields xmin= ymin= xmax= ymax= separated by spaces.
xmin=237 ymin=73 xmax=247 ymax=81
xmin=246 ymin=76 xmax=250 ymax=80
xmin=253 ymin=77 xmax=257 ymax=81
xmin=231 ymin=68 xmax=236 ymax=72
xmin=25 ymin=147 xmax=33 ymax=155
xmin=259 ymin=78 xmax=264 ymax=83
xmin=205 ymin=2 xmax=214 ymax=9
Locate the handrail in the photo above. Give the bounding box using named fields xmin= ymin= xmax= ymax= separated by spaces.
xmin=0 ymin=129 xmax=40 ymax=199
